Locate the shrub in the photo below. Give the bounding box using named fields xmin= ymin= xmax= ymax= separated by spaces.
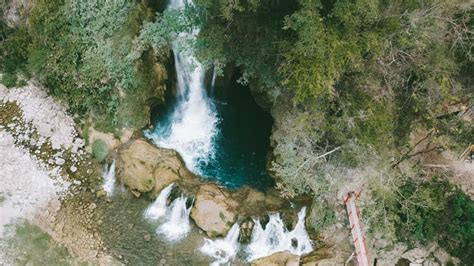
xmin=92 ymin=139 xmax=109 ymax=162
xmin=1 ymin=72 xmax=17 ymax=87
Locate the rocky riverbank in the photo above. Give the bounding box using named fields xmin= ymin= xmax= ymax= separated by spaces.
xmin=0 ymin=83 xmax=116 ymax=264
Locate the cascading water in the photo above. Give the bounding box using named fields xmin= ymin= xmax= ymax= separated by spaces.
xmin=200 ymin=223 xmax=241 ymax=265
xmin=246 ymin=207 xmax=313 ymax=261
xmin=144 ymin=183 xmax=175 ymax=220
xmin=145 ymin=0 xmax=218 ymax=172
xmin=145 ymin=0 xmax=273 ymax=190
xmin=159 ymin=195 xmax=192 ymax=241
xmin=102 ymin=160 xmax=116 ymax=196
xmin=211 ymin=66 xmax=217 ymax=93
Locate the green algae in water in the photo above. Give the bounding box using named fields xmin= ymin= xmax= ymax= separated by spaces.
xmin=96 ymin=191 xmax=213 ymax=265
xmin=3 ymin=221 xmax=85 ymax=266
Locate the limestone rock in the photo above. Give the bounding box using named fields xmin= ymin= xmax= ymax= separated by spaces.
xmin=301 ymin=249 xmax=346 ymax=266
xmin=190 ymin=183 xmax=239 ymax=237
xmin=302 ymin=257 xmax=345 ymax=266
xmin=433 ymin=248 xmax=450 ymax=265
xmin=376 ymin=243 xmax=408 ymax=266
xmin=251 ymin=251 xmax=300 ymax=266
xmin=116 ymin=138 xmax=185 ymax=196
xmin=402 ymin=248 xmax=429 ymax=263
xmin=239 ymin=219 xmax=255 ymax=243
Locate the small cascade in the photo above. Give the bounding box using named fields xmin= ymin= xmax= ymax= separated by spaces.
xmin=200 ymin=223 xmax=241 ymax=265
xmin=210 ymin=65 xmax=217 ymax=94
xmin=159 ymin=195 xmax=192 ymax=241
xmin=144 ymin=183 xmax=175 ymax=220
xmin=102 ymin=160 xmax=116 ymax=196
xmin=290 ymin=207 xmax=313 ymax=255
xmin=246 ymin=207 xmax=313 ymax=261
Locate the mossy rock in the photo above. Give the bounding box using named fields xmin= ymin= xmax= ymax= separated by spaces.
xmin=92 ymin=139 xmax=109 ymax=162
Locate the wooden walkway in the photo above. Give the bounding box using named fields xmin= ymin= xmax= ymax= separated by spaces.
xmin=343 ymin=192 xmax=370 ymax=266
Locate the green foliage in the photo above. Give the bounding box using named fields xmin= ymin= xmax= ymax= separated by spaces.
xmin=0 ymin=21 xmax=30 ymax=87
xmin=1 ymin=72 xmax=17 ymax=87
xmin=369 ymin=175 xmax=474 ymax=263
xmin=189 ymin=4 xmax=473 ymax=260
xmin=4 ymin=222 xmax=85 ymax=265
xmin=278 ymin=0 xmax=383 ymax=102
xmin=191 ymin=0 xmax=473 ymax=201
xmin=92 ymin=139 xmax=109 ymax=162
xmin=443 ymin=192 xmax=474 ymax=261
xmin=139 ymin=7 xmax=201 ymax=54
xmin=0 ymin=0 xmax=168 ymax=132
xmin=194 ymin=0 xmax=298 ymax=86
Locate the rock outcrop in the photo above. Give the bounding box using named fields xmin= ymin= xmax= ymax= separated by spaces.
xmin=190 ymin=183 xmax=239 ymax=237
xmin=251 ymin=251 xmax=300 ymax=266
xmin=116 ymin=138 xmax=189 ymax=197
xmin=375 ymin=243 xmax=460 ymax=266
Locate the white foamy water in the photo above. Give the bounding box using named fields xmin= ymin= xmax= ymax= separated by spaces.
xmin=200 ymin=223 xmax=241 ymax=265
xmin=144 ymin=183 xmax=174 ymax=220
xmin=158 ymin=195 xmax=192 ymax=241
xmin=247 ymin=207 xmax=313 ymax=261
xmin=211 ymin=65 xmax=217 ymax=94
xmin=102 ymin=160 xmax=116 ymax=197
xmin=145 ymin=0 xmax=218 ymax=172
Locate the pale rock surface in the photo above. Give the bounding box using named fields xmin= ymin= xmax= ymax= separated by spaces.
xmin=0 ymin=83 xmax=78 ymax=150
xmin=252 ymin=251 xmax=300 ymax=266
xmin=191 ymin=183 xmax=239 ymax=237
xmin=3 ymin=0 xmax=30 ymax=26
xmin=116 ymin=138 xmax=184 ymax=196
xmin=402 ymin=248 xmax=429 ymax=263
xmin=376 ymin=243 xmax=408 ymax=265
xmin=0 ymin=131 xmax=70 ymax=237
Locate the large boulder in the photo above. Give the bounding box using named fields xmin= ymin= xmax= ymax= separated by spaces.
xmin=251 ymin=251 xmax=300 ymax=266
xmin=300 ymin=246 xmax=346 ymax=266
xmin=190 ymin=183 xmax=239 ymax=237
xmin=116 ymin=138 xmax=185 ymax=197
xmin=302 ymin=258 xmax=345 ymax=266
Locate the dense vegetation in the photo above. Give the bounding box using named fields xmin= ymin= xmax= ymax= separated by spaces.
xmin=157 ymin=0 xmax=473 ymax=260
xmin=1 ymin=0 xmax=168 ymax=134
xmin=1 ymin=0 xmax=473 ymax=262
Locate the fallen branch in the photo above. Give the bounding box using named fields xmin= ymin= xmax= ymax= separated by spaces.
xmin=392 ymin=130 xmax=434 ymax=168
xmin=294 ymin=146 xmax=341 ymax=176
xmin=424 ymin=164 xmax=449 ymax=168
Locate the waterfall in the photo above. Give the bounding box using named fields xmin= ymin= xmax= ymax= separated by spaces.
xmin=102 ymin=160 xmax=116 ymax=196
xmin=200 ymin=223 xmax=241 ymax=266
xmin=159 ymin=195 xmax=192 ymax=241
xmin=290 ymin=207 xmax=313 ymax=255
xmin=246 ymin=207 xmax=313 ymax=261
xmin=145 ymin=0 xmax=218 ymax=173
xmin=211 ymin=65 xmax=217 ymax=94
xmin=144 ymin=183 xmax=175 ymax=220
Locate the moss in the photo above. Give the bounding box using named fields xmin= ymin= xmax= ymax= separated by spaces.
xmin=1 ymin=72 xmax=18 ymax=88
xmin=5 ymin=222 xmax=85 ymax=265
xmin=92 ymin=139 xmax=109 ymax=162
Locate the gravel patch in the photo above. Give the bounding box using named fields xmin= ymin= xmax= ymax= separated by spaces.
xmin=0 ymin=83 xmax=80 ymax=150
xmin=0 ymin=131 xmax=70 ymax=237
